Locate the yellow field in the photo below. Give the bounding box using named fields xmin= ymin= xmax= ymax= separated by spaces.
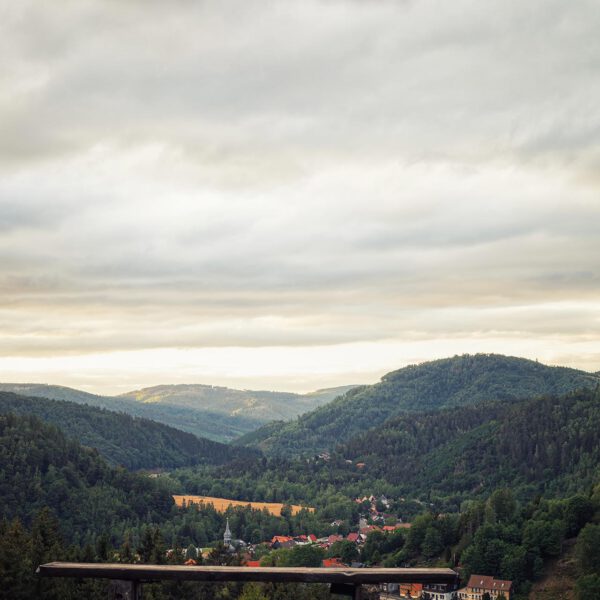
xmin=173 ymin=495 xmax=314 ymax=516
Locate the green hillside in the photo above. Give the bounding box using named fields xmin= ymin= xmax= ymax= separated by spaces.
xmin=0 ymin=391 xmax=250 ymax=470
xmin=238 ymin=354 xmax=600 ymax=456
xmin=0 ymin=412 xmax=173 ymax=542
xmin=120 ymin=383 xmax=357 ymax=422
xmin=341 ymin=387 xmax=600 ymax=501
xmin=0 ymin=383 xmax=262 ymax=442
xmin=0 ymin=382 xmax=357 ymax=443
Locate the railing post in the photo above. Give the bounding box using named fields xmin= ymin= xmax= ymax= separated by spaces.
xmin=109 ymin=580 xmax=142 ymax=600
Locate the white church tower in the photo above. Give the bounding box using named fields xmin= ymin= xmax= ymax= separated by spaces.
xmin=224 ymin=518 xmax=232 ymax=546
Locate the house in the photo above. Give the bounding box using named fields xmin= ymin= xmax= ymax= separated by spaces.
xmin=327 ymin=534 xmax=344 ymax=545
xmin=422 ymin=580 xmax=459 ymax=600
xmin=308 ymin=534 xmax=317 ymax=543
xmin=245 ymin=560 xmax=262 ymax=567
xmin=346 ymin=532 xmax=360 ymax=543
xmin=270 ymin=536 xmax=295 ymax=549
xmin=457 ymin=575 xmax=512 ymax=600
xmin=322 ymin=558 xmax=346 ymax=568
xmin=383 ymin=583 xmax=423 ymax=598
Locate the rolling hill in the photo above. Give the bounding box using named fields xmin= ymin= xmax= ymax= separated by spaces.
xmin=339 ymin=387 xmax=600 ymax=501
xmin=0 ymin=412 xmax=173 ymax=540
xmin=0 ymin=383 xmax=356 ymax=442
xmin=0 ymin=383 xmax=261 ymax=442
xmin=238 ymin=354 xmax=600 ymax=456
xmin=0 ymin=391 xmax=252 ymax=470
xmin=120 ymin=383 xmax=357 ymax=422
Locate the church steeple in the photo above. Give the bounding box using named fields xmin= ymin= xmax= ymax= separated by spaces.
xmin=224 ymin=518 xmax=232 ymax=545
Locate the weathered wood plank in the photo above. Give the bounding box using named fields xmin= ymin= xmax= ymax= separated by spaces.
xmin=37 ymin=563 xmax=458 ymax=585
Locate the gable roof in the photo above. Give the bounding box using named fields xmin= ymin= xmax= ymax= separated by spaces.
xmin=467 ymin=575 xmax=512 ymax=592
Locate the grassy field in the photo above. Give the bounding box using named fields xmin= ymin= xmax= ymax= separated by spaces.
xmin=172 ymin=494 xmax=314 ymax=516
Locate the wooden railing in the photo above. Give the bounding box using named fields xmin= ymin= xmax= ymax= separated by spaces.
xmin=37 ymin=563 xmax=459 ymax=600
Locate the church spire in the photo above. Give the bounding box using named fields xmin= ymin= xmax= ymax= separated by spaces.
xmin=224 ymin=518 xmax=232 ymax=545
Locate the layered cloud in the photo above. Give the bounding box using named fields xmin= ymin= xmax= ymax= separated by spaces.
xmin=0 ymin=0 xmax=598 ymax=392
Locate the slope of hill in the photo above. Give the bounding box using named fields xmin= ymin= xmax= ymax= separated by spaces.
xmin=120 ymin=383 xmax=357 ymax=422
xmin=0 ymin=412 xmax=173 ymax=541
xmin=0 ymin=383 xmax=262 ymax=442
xmin=0 ymin=391 xmax=249 ymax=470
xmin=340 ymin=388 xmax=600 ymax=500
xmin=240 ymin=354 xmax=600 ymax=456
xmin=0 ymin=383 xmax=357 ymax=442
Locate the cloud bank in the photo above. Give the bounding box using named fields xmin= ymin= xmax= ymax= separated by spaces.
xmin=0 ymin=0 xmax=599 ymax=393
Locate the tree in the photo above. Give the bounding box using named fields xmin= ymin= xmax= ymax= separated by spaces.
xmin=239 ymin=582 xmax=269 ymax=600
xmin=575 ymin=524 xmax=600 ymax=576
xmin=487 ymin=489 xmax=517 ymax=524
xmin=186 ymin=544 xmax=198 ymax=560
xmin=422 ymin=527 xmax=444 ymax=558
xmin=286 ymin=545 xmax=325 ymax=567
xmin=564 ymin=496 xmax=595 ymax=537
xmin=575 ymin=575 xmax=600 ymax=600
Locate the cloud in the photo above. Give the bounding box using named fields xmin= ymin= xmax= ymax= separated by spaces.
xmin=0 ymin=0 xmax=598 ymax=392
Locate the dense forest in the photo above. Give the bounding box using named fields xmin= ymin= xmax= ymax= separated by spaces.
xmin=238 ymin=354 xmax=599 ymax=456
xmin=1 ymin=355 xmax=600 ymax=599
xmin=0 ymin=392 xmax=253 ymax=470
xmin=0 ymin=383 xmax=264 ymax=442
xmin=341 ymin=388 xmax=600 ymax=502
xmin=0 ymin=413 xmax=173 ymax=546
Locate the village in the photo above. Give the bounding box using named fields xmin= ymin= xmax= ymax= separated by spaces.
xmin=174 ymin=494 xmax=513 ymax=600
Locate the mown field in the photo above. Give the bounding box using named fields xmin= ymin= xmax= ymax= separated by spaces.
xmin=172 ymin=494 xmax=315 ymax=516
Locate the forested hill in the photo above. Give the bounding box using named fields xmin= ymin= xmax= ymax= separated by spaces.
xmin=120 ymin=383 xmax=357 ymax=422
xmin=0 ymin=383 xmax=262 ymax=442
xmin=340 ymin=387 xmax=600 ymax=501
xmin=0 ymin=412 xmax=173 ymax=543
xmin=239 ymin=354 xmax=599 ymax=456
xmin=0 ymin=392 xmax=252 ymax=470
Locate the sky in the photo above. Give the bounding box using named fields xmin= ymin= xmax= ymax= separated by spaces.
xmin=0 ymin=0 xmax=599 ymax=395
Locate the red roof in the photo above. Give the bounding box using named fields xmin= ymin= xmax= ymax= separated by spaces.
xmin=328 ymin=534 xmax=344 ymax=544
xmin=347 ymin=533 xmax=359 ymax=542
xmin=245 ymin=560 xmax=262 ymax=567
xmin=467 ymin=575 xmax=512 ymax=592
xmin=359 ymin=525 xmax=380 ymax=534
xmin=184 ymin=559 xmax=197 ymax=566
xmin=308 ymin=534 xmax=317 ymax=542
xmin=322 ymin=558 xmax=345 ymax=568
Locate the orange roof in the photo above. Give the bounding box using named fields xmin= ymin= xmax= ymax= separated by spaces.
xmin=399 ymin=583 xmax=423 ymax=595
xmin=322 ymin=558 xmax=345 ymax=568
xmin=245 ymin=560 xmax=262 ymax=567
xmin=184 ymin=559 xmax=197 ymax=566
xmin=271 ymin=536 xmax=293 ymax=543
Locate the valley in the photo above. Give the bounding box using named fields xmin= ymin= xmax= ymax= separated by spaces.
xmin=1 ymin=354 xmax=599 ymax=600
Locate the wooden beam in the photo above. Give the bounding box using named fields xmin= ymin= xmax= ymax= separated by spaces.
xmin=37 ymin=563 xmax=458 ymax=585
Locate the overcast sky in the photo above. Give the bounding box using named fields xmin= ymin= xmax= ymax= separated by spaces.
xmin=0 ymin=0 xmax=599 ymax=395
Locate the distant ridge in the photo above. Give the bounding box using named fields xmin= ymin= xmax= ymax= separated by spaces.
xmin=0 ymin=383 xmax=260 ymax=442
xmin=120 ymin=383 xmax=358 ymax=422
xmin=238 ymin=354 xmax=600 ymax=456
xmin=0 ymin=391 xmax=251 ymax=469
xmin=0 ymin=382 xmax=357 ymax=442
